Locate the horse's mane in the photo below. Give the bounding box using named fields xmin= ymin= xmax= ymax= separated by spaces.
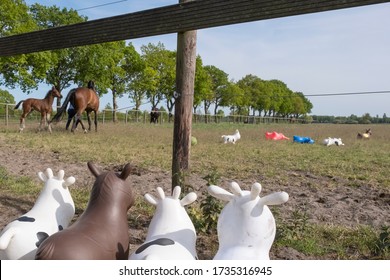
xmin=44 ymin=89 xmax=53 ymax=99
xmin=87 ymin=80 xmax=95 ymax=90
xmin=50 ymin=88 xmax=76 ymax=123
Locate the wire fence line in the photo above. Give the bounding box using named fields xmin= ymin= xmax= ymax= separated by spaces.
xmin=0 ymin=103 xmax=303 ymax=128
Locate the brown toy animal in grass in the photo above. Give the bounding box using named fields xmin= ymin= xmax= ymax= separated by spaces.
xmin=35 ymin=162 xmax=135 ymax=260
xmin=357 ymin=128 xmax=372 ymax=139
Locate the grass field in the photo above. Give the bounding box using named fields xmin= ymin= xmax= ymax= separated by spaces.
xmin=3 ymin=122 xmax=390 ymax=187
xmin=0 ymin=121 xmax=389 ymax=259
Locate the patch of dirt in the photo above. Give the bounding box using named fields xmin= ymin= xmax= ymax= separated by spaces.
xmin=0 ymin=137 xmax=389 ymax=259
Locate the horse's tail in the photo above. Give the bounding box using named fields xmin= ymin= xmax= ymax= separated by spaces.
xmin=51 ymin=89 xmax=75 ymax=123
xmin=14 ymin=100 xmax=24 ymax=110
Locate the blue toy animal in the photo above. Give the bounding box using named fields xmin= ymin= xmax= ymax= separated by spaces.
xmin=293 ymin=135 xmax=315 ymax=144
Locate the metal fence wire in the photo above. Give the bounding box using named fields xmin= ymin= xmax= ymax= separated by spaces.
xmin=0 ymin=103 xmax=302 ymax=129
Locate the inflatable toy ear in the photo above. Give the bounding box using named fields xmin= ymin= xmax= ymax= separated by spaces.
xmin=87 ymin=161 xmax=101 ymax=177
xmin=250 ymin=183 xmax=262 ymax=200
xmin=180 ymin=192 xmax=197 ymax=207
xmin=120 ymin=163 xmax=133 ymax=180
xmin=259 ymin=192 xmax=289 ymax=207
xmin=229 ymin=181 xmax=243 ymax=196
xmin=208 ymin=185 xmax=235 ymax=202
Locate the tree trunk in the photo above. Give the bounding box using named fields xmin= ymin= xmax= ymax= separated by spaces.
xmin=112 ymin=89 xmax=117 ymax=123
xmin=171 ymin=10 xmax=197 ymax=191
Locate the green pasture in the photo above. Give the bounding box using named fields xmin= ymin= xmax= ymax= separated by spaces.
xmin=2 ymin=122 xmax=390 ymax=187
xmin=0 ymin=122 xmax=389 ymax=259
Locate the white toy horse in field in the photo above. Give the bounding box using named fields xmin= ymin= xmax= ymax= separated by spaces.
xmin=129 ymin=186 xmax=198 ymax=260
xmin=208 ymin=182 xmax=289 ymax=260
xmin=322 ymin=137 xmax=345 ymax=146
xmin=221 ymin=129 xmax=241 ymax=144
xmin=0 ymin=168 xmax=75 ymax=260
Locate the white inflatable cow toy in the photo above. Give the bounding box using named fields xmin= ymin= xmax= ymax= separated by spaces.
xmin=0 ymin=168 xmax=75 ymax=260
xmin=208 ymin=181 xmax=288 ymax=260
xmin=129 ymin=186 xmax=197 ymax=260
xmin=322 ymin=137 xmax=345 ymax=146
xmin=221 ymin=129 xmax=241 ymax=144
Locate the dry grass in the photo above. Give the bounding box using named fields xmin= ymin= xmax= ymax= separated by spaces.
xmin=2 ymin=122 xmax=390 ymax=189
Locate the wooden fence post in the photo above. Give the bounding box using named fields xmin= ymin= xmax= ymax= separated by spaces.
xmin=172 ymin=0 xmax=197 ymax=191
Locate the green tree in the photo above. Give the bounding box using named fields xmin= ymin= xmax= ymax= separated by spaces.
xmin=360 ymin=113 xmax=372 ymax=124
xmin=383 ymin=113 xmax=388 ymax=124
xmin=220 ymin=81 xmax=244 ymax=117
xmin=122 ymin=43 xmax=144 ymax=111
xmin=0 ymin=0 xmax=35 ymax=36
xmin=0 ymin=0 xmax=40 ymax=92
xmin=193 ymin=56 xmax=212 ymax=115
xmin=0 ymin=88 xmax=15 ymax=116
xmin=237 ymin=74 xmax=264 ymax=116
xmin=267 ymin=79 xmax=290 ymax=117
xmin=141 ymin=42 xmax=174 ymax=110
xmin=203 ymin=65 xmax=229 ymax=122
xmin=0 ymin=88 xmax=15 ymax=103
xmin=75 ymin=41 xmax=142 ymax=122
xmin=279 ymin=89 xmax=294 ymax=117
xmin=29 ymin=4 xmax=87 ymax=106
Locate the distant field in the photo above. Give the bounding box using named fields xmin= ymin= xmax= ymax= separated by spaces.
xmin=2 ymin=121 xmax=389 ymax=188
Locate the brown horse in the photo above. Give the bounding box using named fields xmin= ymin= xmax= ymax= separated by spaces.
xmin=51 ymin=81 xmax=99 ymax=133
xmin=150 ymin=107 xmax=160 ymax=124
xmin=35 ymin=162 xmax=136 ymax=260
xmin=14 ymin=86 xmax=62 ymax=133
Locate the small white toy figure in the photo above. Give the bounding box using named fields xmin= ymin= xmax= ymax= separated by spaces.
xmin=0 ymin=168 xmax=75 ymax=260
xmin=221 ymin=129 xmax=241 ymax=144
xmin=322 ymin=137 xmax=345 ymax=146
xmin=208 ymin=182 xmax=288 ymax=260
xmin=129 ymin=186 xmax=197 ymax=260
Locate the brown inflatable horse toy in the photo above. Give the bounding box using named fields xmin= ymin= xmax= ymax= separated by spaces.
xmin=357 ymin=128 xmax=372 ymax=139
xmin=35 ymin=162 xmax=135 ymax=260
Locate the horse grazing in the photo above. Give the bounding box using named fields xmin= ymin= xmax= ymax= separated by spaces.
xmin=357 ymin=128 xmax=372 ymax=139
xmin=129 ymin=186 xmax=198 ymax=260
xmin=0 ymin=168 xmax=75 ymax=260
xmin=150 ymin=107 xmax=160 ymax=124
xmin=35 ymin=162 xmax=136 ymax=260
xmin=14 ymin=86 xmax=62 ymax=133
xmin=51 ymin=81 xmax=99 ymax=133
xmin=208 ymin=181 xmax=289 ymax=260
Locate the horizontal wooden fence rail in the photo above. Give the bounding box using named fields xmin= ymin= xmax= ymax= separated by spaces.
xmin=0 ymin=0 xmax=389 ymax=56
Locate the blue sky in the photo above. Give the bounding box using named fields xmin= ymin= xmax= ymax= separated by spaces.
xmin=7 ymin=0 xmax=390 ymax=116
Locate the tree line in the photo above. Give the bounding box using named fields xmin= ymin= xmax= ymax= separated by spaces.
xmin=312 ymin=113 xmax=390 ymax=124
xmin=0 ymin=0 xmax=313 ymax=122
